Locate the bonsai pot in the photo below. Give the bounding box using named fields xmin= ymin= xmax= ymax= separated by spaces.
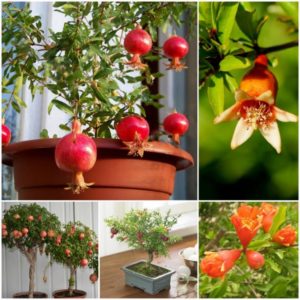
xmin=2 ymin=138 xmax=193 ymax=200
xmin=52 ymin=289 xmax=86 ymax=298
xmin=13 ymin=291 xmax=48 ymax=298
xmin=121 ymin=260 xmax=175 ymax=295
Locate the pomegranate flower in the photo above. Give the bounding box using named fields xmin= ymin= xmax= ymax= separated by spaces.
xmin=200 ymin=249 xmax=242 ymax=278
xmin=273 ymin=225 xmax=296 ymax=247
xmin=259 ymin=203 xmax=278 ymax=233
xmin=214 ymin=55 xmax=298 ymax=153
xmin=231 ymin=204 xmax=262 ymax=249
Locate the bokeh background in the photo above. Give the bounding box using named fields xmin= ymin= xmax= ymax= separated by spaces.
xmin=199 ymin=2 xmax=298 ymax=200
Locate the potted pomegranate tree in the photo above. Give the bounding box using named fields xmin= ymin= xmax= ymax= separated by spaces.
xmin=46 ymin=221 xmax=98 ymax=298
xmin=105 ymin=209 xmax=181 ymax=295
xmin=2 ymin=2 xmax=195 ymax=200
xmin=1 ymin=203 xmax=61 ymax=298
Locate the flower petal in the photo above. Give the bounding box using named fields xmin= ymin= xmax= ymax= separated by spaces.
xmin=214 ymin=103 xmax=240 ymax=124
xmin=231 ymin=119 xmax=254 ymax=150
xmin=256 ymin=90 xmax=274 ymax=105
xmin=274 ymin=106 xmax=298 ymax=122
xmin=235 ymin=89 xmax=251 ymax=102
xmin=259 ymin=122 xmax=281 ymax=153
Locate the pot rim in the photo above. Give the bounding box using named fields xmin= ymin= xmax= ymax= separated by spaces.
xmin=3 ymin=138 xmax=194 ymax=171
xmin=121 ymin=259 xmax=175 ymax=281
xmin=52 ymin=289 xmax=87 ymax=297
xmin=12 ymin=291 xmax=48 ymax=298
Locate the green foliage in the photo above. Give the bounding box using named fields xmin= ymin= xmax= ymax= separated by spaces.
xmin=105 ymin=209 xmax=181 ymax=264
xmin=46 ymin=221 xmax=97 ymax=270
xmin=2 ymin=2 xmax=196 ymax=137
xmin=2 ymin=203 xmax=61 ymax=249
xmin=199 ymin=202 xmax=298 ymax=298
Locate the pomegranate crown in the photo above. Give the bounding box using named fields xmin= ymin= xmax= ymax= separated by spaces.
xmin=254 ymin=54 xmax=268 ymax=67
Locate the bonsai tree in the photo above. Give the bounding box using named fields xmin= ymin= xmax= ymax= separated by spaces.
xmin=46 ymin=221 xmax=98 ymax=297
xmin=1 ymin=203 xmax=61 ymax=298
xmin=105 ymin=209 xmax=181 ymax=275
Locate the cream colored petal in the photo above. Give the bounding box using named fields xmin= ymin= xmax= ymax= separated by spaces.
xmin=231 ymin=118 xmax=254 ymax=150
xmin=274 ymin=106 xmax=298 ymax=122
xmin=256 ymin=90 xmax=274 ymax=105
xmin=214 ymin=103 xmax=239 ymax=124
xmin=259 ymin=122 xmax=281 ymax=153
xmin=235 ymin=89 xmax=251 ymax=102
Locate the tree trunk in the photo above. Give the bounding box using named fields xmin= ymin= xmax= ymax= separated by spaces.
xmin=68 ymin=267 xmax=76 ymax=297
xmin=147 ymin=252 xmax=154 ymax=268
xmin=28 ymin=249 xmax=37 ymax=298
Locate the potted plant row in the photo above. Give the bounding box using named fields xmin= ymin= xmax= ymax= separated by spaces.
xmin=2 ymin=203 xmax=98 ymax=298
xmin=105 ymin=209 xmax=181 ymax=295
xmin=2 ymin=2 xmax=196 ymax=200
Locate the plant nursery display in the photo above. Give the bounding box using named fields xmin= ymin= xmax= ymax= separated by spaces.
xmin=1 ymin=203 xmax=61 ymax=298
xmin=105 ymin=209 xmax=181 ymax=295
xmin=46 ymin=221 xmax=98 ymax=298
xmin=199 ymin=2 xmax=298 ymax=200
xmin=199 ymin=202 xmax=298 ymax=298
xmin=2 ymin=2 xmax=196 ymax=200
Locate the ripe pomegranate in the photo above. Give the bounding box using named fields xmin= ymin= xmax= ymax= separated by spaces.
xmin=65 ymin=249 xmax=71 ymax=257
xmin=246 ymin=250 xmax=265 ymax=269
xmin=116 ymin=116 xmax=150 ymax=157
xmin=137 ymin=232 xmax=143 ymax=241
xmin=124 ymin=24 xmax=152 ymax=69
xmin=161 ymin=235 xmax=169 ymax=242
xmin=110 ymin=228 xmax=119 ymax=238
xmin=55 ymin=119 xmax=97 ymax=194
xmin=56 ymin=235 xmax=62 ymax=245
xmin=2 ymin=122 xmax=11 ymax=146
xmin=2 ymin=230 xmax=8 ymax=237
xmin=38 ymin=215 xmax=42 ymax=221
xmin=95 ymin=243 xmax=99 ymax=251
xmin=80 ymin=258 xmax=88 ymax=267
xmin=163 ymin=36 xmax=189 ymax=71
xmin=79 ymin=232 xmax=85 ymax=240
xmin=14 ymin=214 xmax=20 ymax=220
xmin=13 ymin=230 xmax=21 ymax=239
xmin=27 ymin=215 xmax=34 ymax=222
xmin=2 ymin=224 xmax=6 ymax=230
xmin=88 ymin=241 xmax=93 ymax=247
xmin=163 ymin=112 xmax=189 ymax=144
xmin=89 ymin=273 xmax=98 ymax=284
xmin=87 ymin=249 xmax=93 ymax=256
xmin=22 ymin=228 xmax=29 ymax=236
xmin=40 ymin=231 xmax=47 ymax=239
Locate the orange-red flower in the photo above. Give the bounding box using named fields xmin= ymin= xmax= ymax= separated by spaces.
xmin=273 ymin=225 xmax=296 ymax=247
xmin=200 ymin=249 xmax=242 ymax=278
xmin=259 ymin=203 xmax=278 ymax=233
xmin=231 ymin=204 xmax=262 ymax=249
xmin=214 ymin=54 xmax=298 ymax=153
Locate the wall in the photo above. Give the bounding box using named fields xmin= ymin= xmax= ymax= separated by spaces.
xmin=2 ymin=202 xmax=99 ymax=298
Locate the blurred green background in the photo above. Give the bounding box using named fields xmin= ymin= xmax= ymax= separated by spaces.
xmin=199 ymin=2 xmax=298 ymax=200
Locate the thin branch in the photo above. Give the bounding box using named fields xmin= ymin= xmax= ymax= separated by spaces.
xmin=235 ymin=265 xmax=260 ymax=298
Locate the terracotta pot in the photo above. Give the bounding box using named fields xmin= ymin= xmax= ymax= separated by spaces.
xmin=13 ymin=291 xmax=47 ymax=298
xmin=3 ymin=138 xmax=193 ymax=200
xmin=52 ymin=289 xmax=86 ymax=298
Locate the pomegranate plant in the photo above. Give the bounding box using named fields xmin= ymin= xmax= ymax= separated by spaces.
xmin=46 ymin=221 xmax=98 ymax=297
xmin=105 ymin=209 xmax=181 ymax=274
xmin=55 ymin=119 xmax=97 ymax=193
xmin=200 ymin=202 xmax=298 ymax=298
xmin=2 ymin=203 xmax=61 ymax=298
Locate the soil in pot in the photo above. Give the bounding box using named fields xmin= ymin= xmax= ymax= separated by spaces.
xmin=53 ymin=289 xmax=86 ymax=298
xmin=13 ymin=291 xmax=48 ymax=298
xmin=127 ymin=261 xmax=170 ymax=278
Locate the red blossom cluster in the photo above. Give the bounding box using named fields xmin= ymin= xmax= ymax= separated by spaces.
xmin=200 ymin=203 xmax=297 ymax=278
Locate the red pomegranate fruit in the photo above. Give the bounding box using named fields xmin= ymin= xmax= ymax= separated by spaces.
xmin=2 ymin=122 xmax=11 ymax=146
xmin=40 ymin=231 xmax=47 ymax=239
xmin=89 ymin=273 xmax=98 ymax=283
xmin=115 ymin=116 xmax=150 ymax=157
xmin=163 ymin=36 xmax=189 ymax=71
xmin=79 ymin=232 xmax=85 ymax=240
xmin=55 ymin=119 xmax=97 ymax=194
xmin=246 ymin=250 xmax=265 ymax=269
xmin=163 ymin=112 xmax=189 ymax=144
xmin=80 ymin=258 xmax=88 ymax=267
xmin=124 ymin=24 xmax=152 ymax=69
xmin=27 ymin=215 xmax=34 ymax=222
xmin=22 ymin=228 xmax=29 ymax=236
xmin=65 ymin=249 xmax=71 ymax=257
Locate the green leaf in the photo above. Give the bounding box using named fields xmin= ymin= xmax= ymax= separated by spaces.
xmin=236 ymin=4 xmax=255 ymax=40
xmin=210 ymin=277 xmax=228 ymax=298
xmin=216 ymin=3 xmax=239 ymax=46
xmin=269 ymin=206 xmax=287 ymax=236
xmin=248 ymin=239 xmax=272 ymax=250
xmin=14 ymin=73 xmax=23 ymax=96
xmin=223 ymin=72 xmax=238 ymax=93
xmin=14 ymin=94 xmax=27 ymax=108
xmin=268 ymin=258 xmax=281 ymax=273
xmin=59 ymin=124 xmax=71 ymax=131
xmin=279 ymin=2 xmax=298 ymax=26
xmin=49 ymin=100 xmax=73 ymax=115
xmin=207 ymin=72 xmax=224 ymax=115
xmin=40 ymin=129 xmax=49 ymax=139
xmin=267 ymin=277 xmax=288 ymax=297
xmin=220 ymin=55 xmax=251 ymax=71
